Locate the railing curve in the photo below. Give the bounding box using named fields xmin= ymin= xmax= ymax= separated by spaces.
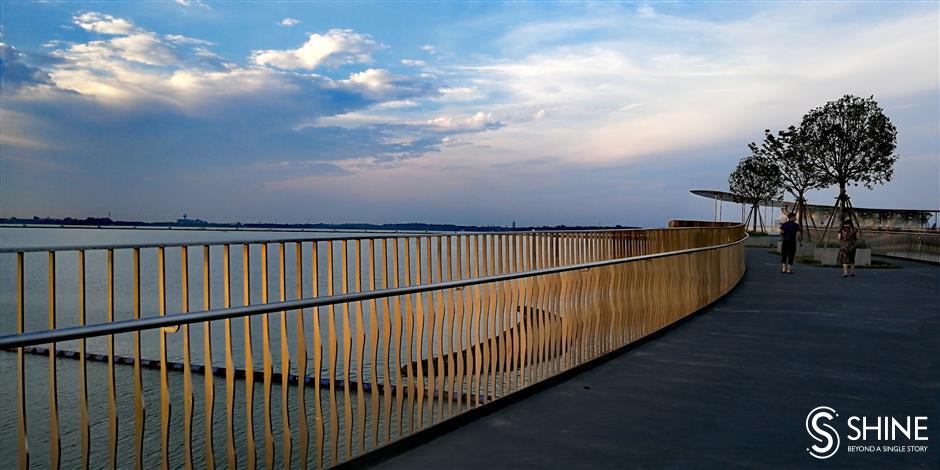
xmin=0 ymin=223 xmax=746 ymax=469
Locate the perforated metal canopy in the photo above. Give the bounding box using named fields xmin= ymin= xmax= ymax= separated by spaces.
xmin=690 ymin=189 xmax=938 ymax=214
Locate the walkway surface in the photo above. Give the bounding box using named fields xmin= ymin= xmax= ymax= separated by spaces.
xmin=375 ymin=250 xmax=939 ymax=469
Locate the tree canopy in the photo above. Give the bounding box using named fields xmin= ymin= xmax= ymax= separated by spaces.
xmin=799 ymin=94 xmax=898 ymax=195
xmin=750 ymin=126 xmax=822 ymax=200
xmin=728 ymin=153 xmax=783 ymax=207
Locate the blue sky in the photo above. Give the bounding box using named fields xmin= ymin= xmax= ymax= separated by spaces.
xmin=1 ymin=1 xmax=937 ymax=226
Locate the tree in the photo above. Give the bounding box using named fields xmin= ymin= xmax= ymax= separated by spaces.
xmin=750 ymin=125 xmax=824 ymax=239
xmin=800 ymin=95 xmax=898 ymax=237
xmin=729 ymin=153 xmax=783 ymax=233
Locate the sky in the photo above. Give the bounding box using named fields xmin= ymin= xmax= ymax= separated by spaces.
xmin=0 ymin=1 xmax=937 ymax=227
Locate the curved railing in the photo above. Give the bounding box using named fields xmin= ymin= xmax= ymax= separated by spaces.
xmin=0 ymin=223 xmax=746 ymax=469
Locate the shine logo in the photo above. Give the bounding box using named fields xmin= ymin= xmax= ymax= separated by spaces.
xmin=806 ymin=406 xmax=841 ymax=459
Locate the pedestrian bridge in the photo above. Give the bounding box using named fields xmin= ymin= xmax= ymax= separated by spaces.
xmin=1 ymin=223 xmax=936 ymax=468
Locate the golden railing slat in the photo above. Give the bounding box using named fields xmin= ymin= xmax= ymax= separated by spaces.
xmin=295 ymin=242 xmax=309 ymax=469
xmin=311 ymin=242 xmax=324 ymax=469
xmin=78 ymin=250 xmax=90 ymax=470
xmin=444 ymin=236 xmax=456 ymax=417
xmin=380 ymin=238 xmax=393 ymax=444
xmin=16 ymin=252 xmax=28 ymax=470
xmin=413 ymin=238 xmax=425 ymax=427
xmin=433 ymin=237 xmax=446 ymax=420
xmin=402 ymin=238 xmax=415 ymax=434
xmin=453 ymin=237 xmax=465 ymax=411
xmin=157 ymin=247 xmax=170 ymax=470
xmin=278 ymin=243 xmax=293 ymax=469
xmin=261 ymin=244 xmax=274 ymax=470
xmin=368 ymin=239 xmax=380 ymax=450
xmin=202 ymin=246 xmax=216 ymax=469
xmin=340 ymin=240 xmax=353 ymax=460
xmin=47 ymin=251 xmax=61 ymax=470
xmin=223 ymin=245 xmax=237 ymax=469
xmin=354 ymin=240 xmax=367 ymax=455
xmin=390 ymin=239 xmax=404 ymax=438
xmin=243 ymin=244 xmax=257 ymax=470
xmin=107 ymin=250 xmax=118 ymax=470
xmin=132 ymin=248 xmax=144 ymax=470
xmin=326 ymin=241 xmax=339 ymax=466
xmin=181 ymin=246 xmax=195 ymax=470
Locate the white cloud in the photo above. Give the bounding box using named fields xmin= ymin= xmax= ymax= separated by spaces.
xmin=373 ymin=99 xmax=419 ymax=109
xmin=31 ymin=21 xmax=430 ymax=115
xmin=252 ymin=29 xmax=387 ymax=70
xmin=165 ymin=34 xmax=214 ymax=46
xmin=73 ymin=12 xmax=136 ymax=35
xmin=401 ymin=59 xmax=426 ymax=67
xmin=176 ymin=0 xmax=210 ymax=9
xmin=636 ymin=4 xmax=656 ymax=18
xmin=466 ymin=6 xmax=939 ymax=164
xmin=342 ymin=68 xmax=396 ymax=92
xmin=420 ymin=44 xmax=436 ymax=54
xmin=338 ymin=68 xmax=431 ymax=100
xmin=53 ymin=32 xmax=177 ymax=70
xmin=308 ymin=111 xmax=399 ymax=129
xmin=279 ymin=18 xmax=301 ymax=27
xmin=427 ymin=111 xmax=500 ymax=132
xmin=437 ymin=86 xmax=484 ymax=102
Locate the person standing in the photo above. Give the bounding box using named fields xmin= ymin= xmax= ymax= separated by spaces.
xmin=838 ymin=219 xmax=859 ymax=277
xmin=779 ymin=212 xmax=800 ymax=274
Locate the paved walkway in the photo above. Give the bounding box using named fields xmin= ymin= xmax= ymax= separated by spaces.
xmin=375 ymin=250 xmax=939 ymax=469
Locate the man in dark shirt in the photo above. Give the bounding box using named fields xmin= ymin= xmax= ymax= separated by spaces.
xmin=780 ymin=212 xmax=801 ymax=274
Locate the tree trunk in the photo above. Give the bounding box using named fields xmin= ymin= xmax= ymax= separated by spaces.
xmin=796 ymin=194 xmax=811 ymax=242
xmin=837 ymin=183 xmax=849 ymax=225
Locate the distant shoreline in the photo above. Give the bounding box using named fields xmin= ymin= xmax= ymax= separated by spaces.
xmin=0 ymin=217 xmax=634 ymax=233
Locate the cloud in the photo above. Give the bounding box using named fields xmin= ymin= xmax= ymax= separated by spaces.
xmin=279 ymin=18 xmax=301 ymax=27
xmin=12 ymin=17 xmax=432 ymax=118
xmin=1 ymin=14 xmax=451 ymax=209
xmin=0 ymin=43 xmax=53 ymax=90
xmin=339 ymin=68 xmax=433 ymax=99
xmin=465 ymin=4 xmax=939 ymax=165
xmin=421 ymin=44 xmax=436 ymax=54
xmin=401 ymin=59 xmax=426 ymax=67
xmin=176 ymin=0 xmax=210 ymax=9
xmin=426 ymin=111 xmax=502 ymax=132
xmin=251 ymin=29 xmax=387 ymax=70
xmin=636 ymin=4 xmax=656 ymax=18
xmin=437 ymin=86 xmax=485 ymax=102
xmin=73 ymin=12 xmax=137 ymax=35
xmin=165 ymin=34 xmax=214 ymax=46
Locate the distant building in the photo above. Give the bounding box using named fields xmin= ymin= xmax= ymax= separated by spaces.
xmin=176 ymin=214 xmax=209 ymax=226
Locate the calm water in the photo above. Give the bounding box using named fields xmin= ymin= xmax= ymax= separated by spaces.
xmin=0 ymin=227 xmax=490 ymax=468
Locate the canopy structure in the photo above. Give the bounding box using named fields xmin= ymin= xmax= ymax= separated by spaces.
xmin=690 ymin=189 xmax=786 ymax=206
xmin=690 ymin=189 xmax=938 ymax=231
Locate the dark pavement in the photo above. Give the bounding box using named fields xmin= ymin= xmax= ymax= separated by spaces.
xmin=374 ymin=250 xmax=940 ymax=469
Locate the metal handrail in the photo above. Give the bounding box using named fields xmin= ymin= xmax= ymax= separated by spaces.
xmin=0 ymin=233 xmax=746 ymax=350
xmin=0 ymin=227 xmax=661 ymax=254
